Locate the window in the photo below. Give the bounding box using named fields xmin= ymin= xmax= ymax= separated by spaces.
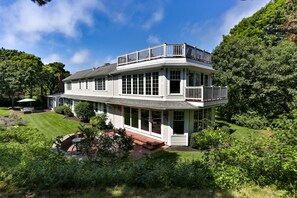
xmin=170 ymin=70 xmax=181 ymax=94
xmin=95 ymin=78 xmax=106 ymax=90
xmin=122 ymin=76 xmax=127 ymax=94
xmin=145 ymin=73 xmax=151 ymax=95
xmin=194 ymin=109 xmax=203 ymax=132
xmin=131 ymin=108 xmax=138 ymax=128
xmin=122 ymin=72 xmax=158 ymax=96
xmin=204 ymin=75 xmax=209 ymax=86
xmin=66 ymin=82 xmax=72 ymax=90
xmin=152 ymin=111 xmax=161 ymax=134
xmin=133 ymin=75 xmax=138 ymax=94
xmin=124 ymin=107 xmax=130 ymax=125
xmin=152 ymin=72 xmax=159 ymax=95
xmin=173 ymin=111 xmax=184 ymax=134
xmin=86 ymin=79 xmax=89 ymax=89
xmin=141 ymin=109 xmax=149 ymax=131
xmin=79 ymin=80 xmax=82 ymax=89
xmin=127 ymin=75 xmax=131 ymax=94
xmin=138 ymin=74 xmax=144 ymax=95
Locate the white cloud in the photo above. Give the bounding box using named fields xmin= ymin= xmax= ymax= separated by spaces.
xmin=142 ymin=9 xmax=164 ymax=29
xmin=147 ymin=35 xmax=160 ymax=45
xmin=0 ymin=0 xmax=99 ymax=50
xmin=70 ymin=50 xmax=90 ymax=65
xmin=43 ymin=54 xmax=61 ymax=64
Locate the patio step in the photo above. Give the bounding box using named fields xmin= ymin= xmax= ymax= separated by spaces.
xmin=127 ymin=131 xmax=164 ymax=150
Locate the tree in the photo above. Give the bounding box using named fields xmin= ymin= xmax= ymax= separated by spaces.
xmin=43 ymin=62 xmax=70 ymax=95
xmin=31 ymin=0 xmax=51 ymax=6
xmin=12 ymin=53 xmax=44 ymax=98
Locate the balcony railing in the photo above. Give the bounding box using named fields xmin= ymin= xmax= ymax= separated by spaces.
xmin=117 ymin=43 xmax=211 ymax=66
xmin=185 ymin=86 xmax=228 ymax=101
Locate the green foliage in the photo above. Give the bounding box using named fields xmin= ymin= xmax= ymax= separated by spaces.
xmin=213 ymin=38 xmax=297 ymax=120
xmin=90 ymin=113 xmax=107 ymax=130
xmin=74 ymin=102 xmax=95 ymax=122
xmin=53 ymin=105 xmax=73 ymax=117
xmin=53 ymin=106 xmax=65 ymax=114
xmin=191 ymin=128 xmax=232 ymax=150
xmin=232 ymin=111 xmax=269 ymax=129
xmin=204 ymin=128 xmax=297 ymax=192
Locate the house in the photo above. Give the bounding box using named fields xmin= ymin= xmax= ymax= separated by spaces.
xmin=47 ymin=43 xmax=227 ymax=146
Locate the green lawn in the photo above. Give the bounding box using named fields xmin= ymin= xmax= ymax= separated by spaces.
xmin=216 ymin=120 xmax=264 ymax=140
xmin=0 ymin=107 xmax=10 ymax=116
xmin=21 ymin=111 xmax=81 ymax=140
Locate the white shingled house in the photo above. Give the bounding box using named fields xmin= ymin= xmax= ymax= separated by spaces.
xmin=48 ymin=43 xmax=228 ymax=146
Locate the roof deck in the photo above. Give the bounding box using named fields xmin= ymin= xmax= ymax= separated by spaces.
xmin=117 ymin=43 xmax=212 ymax=66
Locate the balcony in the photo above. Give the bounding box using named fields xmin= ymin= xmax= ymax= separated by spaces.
xmin=117 ymin=43 xmax=211 ymax=66
xmin=185 ymin=86 xmax=227 ymax=102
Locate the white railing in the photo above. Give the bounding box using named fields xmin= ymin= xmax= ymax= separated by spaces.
xmin=185 ymin=86 xmax=227 ymax=101
xmin=117 ymin=43 xmax=211 ymax=66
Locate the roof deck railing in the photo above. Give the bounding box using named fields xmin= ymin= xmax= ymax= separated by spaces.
xmin=117 ymin=43 xmax=211 ymax=66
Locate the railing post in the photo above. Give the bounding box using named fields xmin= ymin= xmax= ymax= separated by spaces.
xmin=183 ymin=43 xmax=187 ymax=57
xmin=163 ymin=43 xmax=167 ymax=58
xmin=148 ymin=47 xmax=151 ymax=60
xmin=125 ymin=54 xmax=128 ymax=64
xmin=201 ymin=86 xmax=204 ymax=101
xmin=137 ymin=51 xmax=139 ymax=62
xmin=211 ymin=86 xmax=213 ymax=101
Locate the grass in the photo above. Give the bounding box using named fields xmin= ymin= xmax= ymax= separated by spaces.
xmin=152 ymin=150 xmax=204 ymax=162
xmin=216 ymin=120 xmax=264 ymax=140
xmin=0 ymin=107 xmax=10 ymax=116
xmin=20 ymin=111 xmax=80 ymax=140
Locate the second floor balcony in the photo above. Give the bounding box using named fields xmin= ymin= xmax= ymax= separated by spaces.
xmin=117 ymin=43 xmax=212 ymax=67
xmin=185 ymin=86 xmax=228 ymax=102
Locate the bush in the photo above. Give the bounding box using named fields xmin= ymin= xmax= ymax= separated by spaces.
xmin=53 ymin=105 xmax=73 ymax=117
xmin=53 ymin=106 xmax=65 ymax=114
xmin=74 ymin=102 xmax=95 ymax=122
xmin=232 ymin=111 xmax=269 ymax=129
xmin=191 ymin=128 xmax=231 ymax=150
xmin=90 ymin=113 xmax=107 ymax=130
xmin=63 ymin=106 xmax=73 ymax=117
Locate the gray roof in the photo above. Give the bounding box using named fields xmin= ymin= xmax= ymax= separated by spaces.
xmin=63 ymin=63 xmax=117 ymax=81
xmin=61 ymin=94 xmax=198 ymax=110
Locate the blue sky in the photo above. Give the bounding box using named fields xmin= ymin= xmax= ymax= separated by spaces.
xmin=0 ymin=0 xmax=270 ymax=73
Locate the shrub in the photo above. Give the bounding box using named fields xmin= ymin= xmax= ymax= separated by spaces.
xmin=53 ymin=105 xmax=73 ymax=117
xmin=90 ymin=113 xmax=107 ymax=130
xmin=74 ymin=102 xmax=95 ymax=122
xmin=231 ymin=111 xmax=269 ymax=129
xmin=63 ymin=106 xmax=73 ymax=117
xmin=192 ymin=128 xmax=231 ymax=150
xmin=53 ymin=106 xmax=65 ymax=114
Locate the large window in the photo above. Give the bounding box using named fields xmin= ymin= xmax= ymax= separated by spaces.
xmin=145 ymin=73 xmax=151 ymax=95
xmin=127 ymin=75 xmax=131 ymax=94
xmin=131 ymin=108 xmax=138 ymax=128
xmin=66 ymin=82 xmax=72 ymax=90
xmin=170 ymin=70 xmax=181 ymax=94
xmin=95 ymin=78 xmax=106 ymax=90
xmin=141 ymin=109 xmax=149 ymax=131
xmin=138 ymin=74 xmax=144 ymax=95
xmin=122 ymin=72 xmax=158 ymax=95
xmin=86 ymin=79 xmax=89 ymax=89
xmin=152 ymin=72 xmax=158 ymax=95
xmin=124 ymin=107 xmax=130 ymax=125
xmin=173 ymin=111 xmax=184 ymax=134
xmin=152 ymin=111 xmax=161 ymax=134
xmin=193 ymin=108 xmax=212 ymax=131
xmin=133 ymin=75 xmax=138 ymax=94
xmin=79 ymin=80 xmax=82 ymax=89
